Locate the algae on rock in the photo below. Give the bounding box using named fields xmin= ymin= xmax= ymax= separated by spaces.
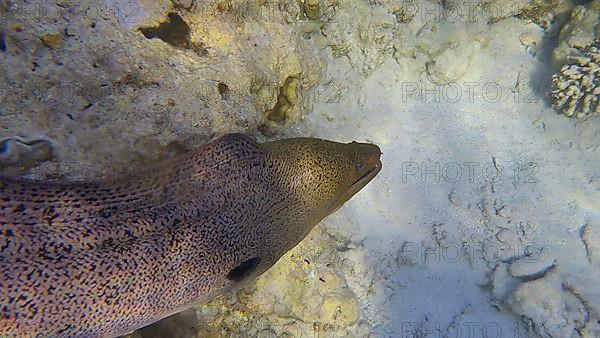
xmin=0 ymin=0 xmax=324 ymax=179
xmin=480 ymin=0 xmax=573 ymax=25
xmin=552 ymin=0 xmax=600 ymax=69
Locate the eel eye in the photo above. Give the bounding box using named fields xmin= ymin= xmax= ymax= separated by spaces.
xmin=356 ymin=162 xmax=365 ymax=171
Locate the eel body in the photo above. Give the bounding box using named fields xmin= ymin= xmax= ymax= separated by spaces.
xmin=0 ymin=133 xmax=382 ymax=337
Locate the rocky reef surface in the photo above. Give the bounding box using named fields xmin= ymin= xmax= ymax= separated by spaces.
xmin=550 ymin=0 xmax=599 ymax=119
xmin=0 ymin=0 xmax=322 ymax=178
xmin=1 ymin=0 xmax=599 ymax=337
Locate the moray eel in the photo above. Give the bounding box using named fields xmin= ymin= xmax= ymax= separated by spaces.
xmin=0 ymin=133 xmax=382 ymax=337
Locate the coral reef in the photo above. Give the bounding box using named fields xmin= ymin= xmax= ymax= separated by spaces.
xmin=480 ymin=0 xmax=573 ymax=26
xmin=0 ymin=0 xmax=323 ymax=179
xmin=2 ymin=0 xmax=600 ymax=337
xmin=550 ymin=41 xmax=599 ymax=118
xmin=312 ymin=0 xmax=399 ymax=78
xmin=552 ymin=0 xmax=600 ymax=69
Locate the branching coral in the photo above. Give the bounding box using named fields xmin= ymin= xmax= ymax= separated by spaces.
xmin=550 ymin=41 xmax=600 ymax=118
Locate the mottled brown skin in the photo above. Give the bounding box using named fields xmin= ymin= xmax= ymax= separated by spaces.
xmin=0 ymin=133 xmax=382 ymax=337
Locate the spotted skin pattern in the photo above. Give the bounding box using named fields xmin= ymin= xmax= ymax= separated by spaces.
xmin=0 ymin=133 xmax=382 ymax=337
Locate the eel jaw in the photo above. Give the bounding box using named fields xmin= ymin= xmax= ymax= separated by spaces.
xmin=326 ymin=159 xmax=382 ymax=215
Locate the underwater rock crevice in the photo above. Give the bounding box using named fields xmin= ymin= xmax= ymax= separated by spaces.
xmin=139 ymin=12 xmax=192 ymax=49
xmin=0 ymin=31 xmax=6 ymax=52
xmin=267 ymin=76 xmax=300 ymax=122
xmin=259 ymin=76 xmax=301 ymax=136
xmin=217 ymin=83 xmax=230 ymax=100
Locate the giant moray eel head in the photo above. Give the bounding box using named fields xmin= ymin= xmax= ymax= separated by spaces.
xmin=262 ymin=136 xmax=382 ymax=248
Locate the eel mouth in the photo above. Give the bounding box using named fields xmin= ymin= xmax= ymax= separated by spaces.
xmin=348 ymin=159 xmax=382 ymax=194
xmin=327 ymin=155 xmax=382 ymax=215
